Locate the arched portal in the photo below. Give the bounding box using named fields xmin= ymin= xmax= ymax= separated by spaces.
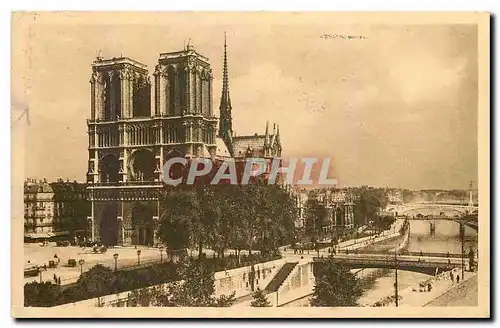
xmin=100 ymin=202 xmax=119 ymax=246
xmin=100 ymin=154 xmax=120 ymax=183
xmin=129 ymin=149 xmax=155 ymax=181
xmin=131 ymin=202 xmax=154 ymax=246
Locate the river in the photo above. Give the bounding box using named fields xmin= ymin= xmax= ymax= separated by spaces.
xmin=357 ymin=220 xmax=478 ymax=306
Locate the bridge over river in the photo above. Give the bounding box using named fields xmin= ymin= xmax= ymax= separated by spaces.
xmin=402 ymin=214 xmax=478 ymax=231
xmin=385 ymin=202 xmax=478 ymax=217
xmin=313 ymin=253 xmax=467 ymax=275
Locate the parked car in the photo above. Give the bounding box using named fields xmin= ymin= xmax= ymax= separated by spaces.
xmin=48 ymin=260 xmax=58 ymax=268
xmin=92 ymin=244 xmax=107 ymax=254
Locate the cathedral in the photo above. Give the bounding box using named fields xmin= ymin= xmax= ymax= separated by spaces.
xmin=86 ymin=37 xmax=282 ymax=246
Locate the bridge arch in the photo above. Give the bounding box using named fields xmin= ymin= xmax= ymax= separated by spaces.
xmin=313 ymin=258 xmax=458 ymax=276
xmin=399 ymin=206 xmax=465 ymax=216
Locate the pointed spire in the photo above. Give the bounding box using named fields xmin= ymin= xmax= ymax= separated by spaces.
xmin=264 ymin=120 xmax=270 ymax=156
xmin=264 ymin=120 xmax=270 ymax=146
xmin=221 ymin=32 xmax=231 ymax=110
xmin=218 ymin=32 xmax=234 ymax=156
xmin=270 ymin=123 xmax=277 ymax=149
xmin=276 ymin=124 xmax=282 ymax=153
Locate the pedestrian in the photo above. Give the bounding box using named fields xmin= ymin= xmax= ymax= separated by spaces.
xmin=58 ymin=277 xmax=61 ymax=285
xmin=427 ymin=283 xmax=432 ymax=292
xmin=456 ymin=275 xmax=460 ymax=284
xmin=53 ymin=273 xmax=57 ymax=281
xmin=449 ymin=270 xmax=454 ymax=282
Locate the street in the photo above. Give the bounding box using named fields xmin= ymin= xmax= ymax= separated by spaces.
xmin=24 ymin=243 xmax=260 ymax=285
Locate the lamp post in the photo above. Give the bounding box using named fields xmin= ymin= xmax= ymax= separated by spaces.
xmin=159 ymin=246 xmax=164 ymax=263
xmin=78 ymin=259 xmax=85 ymax=276
xmin=113 ymin=253 xmax=119 ymax=272
xmin=137 ymin=250 xmax=141 ymax=266
xmin=460 ymin=223 xmax=465 ymax=280
xmin=394 ymin=250 xmax=399 ymax=307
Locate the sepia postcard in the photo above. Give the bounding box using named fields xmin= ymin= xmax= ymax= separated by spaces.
xmin=11 ymin=11 xmax=490 ymax=318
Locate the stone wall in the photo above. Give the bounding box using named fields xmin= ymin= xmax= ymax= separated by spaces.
xmin=54 ymin=258 xmax=286 ymax=308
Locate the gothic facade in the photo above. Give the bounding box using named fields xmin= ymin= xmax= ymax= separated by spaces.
xmin=86 ymin=40 xmax=283 ymax=246
xmin=291 ymin=187 xmax=355 ymax=237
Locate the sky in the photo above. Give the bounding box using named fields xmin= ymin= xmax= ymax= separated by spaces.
xmin=12 ymin=13 xmax=479 ymax=190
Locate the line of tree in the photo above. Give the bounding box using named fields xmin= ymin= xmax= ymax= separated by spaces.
xmin=24 ymin=258 xmax=238 ymax=308
xmin=303 ymin=190 xmax=329 ymax=240
xmin=96 ymin=259 xmax=237 ymax=307
xmin=24 ymin=262 xmax=180 ymax=307
xmin=352 ymin=186 xmax=389 ymax=227
xmin=156 ymin=184 xmax=297 ymax=260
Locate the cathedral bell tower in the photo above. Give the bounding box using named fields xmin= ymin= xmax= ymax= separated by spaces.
xmin=85 ymin=45 xmax=222 ymax=247
xmin=87 ymin=57 xmax=151 ymax=184
xmin=153 ymin=42 xmax=218 ymax=158
xmin=87 ymin=56 xmax=162 ymax=248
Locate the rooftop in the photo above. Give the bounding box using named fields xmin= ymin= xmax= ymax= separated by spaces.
xmin=92 ymin=57 xmax=148 ymax=69
xmin=159 ymin=48 xmax=209 ymax=63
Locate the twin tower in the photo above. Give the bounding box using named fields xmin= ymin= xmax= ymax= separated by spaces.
xmin=85 ymin=40 xmax=283 ymax=246
xmin=87 ymin=43 xmax=220 ymax=185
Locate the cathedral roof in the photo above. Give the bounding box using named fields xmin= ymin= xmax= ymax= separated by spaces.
xmin=215 ymin=137 xmax=232 ymax=158
xmin=232 ymin=134 xmax=276 ymax=157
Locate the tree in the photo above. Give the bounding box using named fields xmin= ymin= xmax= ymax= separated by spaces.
xmin=238 ymin=185 xmax=261 ymax=256
xmin=74 ymin=264 xmax=117 ymax=299
xmin=304 ymin=191 xmax=328 ymax=239
xmin=24 ymin=281 xmax=61 ymax=307
xmin=157 ymin=187 xmax=201 ymax=254
xmin=250 ymin=287 xmax=271 ymax=307
xmin=157 ymin=183 xmax=297 ymax=260
xmin=203 ymin=185 xmax=234 ymax=259
xmin=374 ymin=214 xmax=396 ymax=232
xmin=311 ymin=258 xmax=363 ymax=307
xmin=153 ymin=259 xmax=235 ymax=307
xmin=265 ymin=185 xmax=297 ymax=252
xmin=353 ymin=186 xmax=388 ymax=227
xmin=126 ymin=287 xmax=156 ymax=307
